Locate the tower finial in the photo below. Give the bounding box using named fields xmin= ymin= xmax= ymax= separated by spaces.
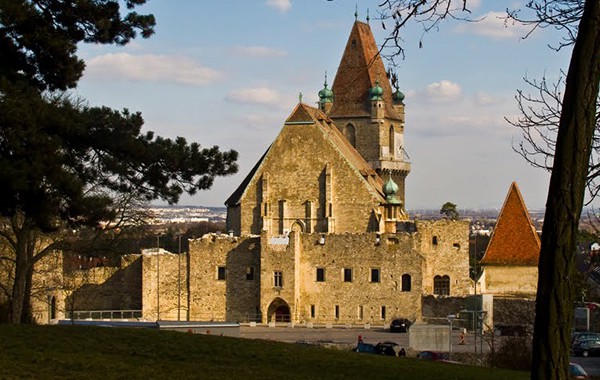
xmin=354 ymin=4 xmax=358 ymax=21
xmin=299 ymin=92 xmax=303 ymax=103
xmin=366 ymin=8 xmax=370 ymax=24
xmin=324 ymin=71 xmax=328 ymax=87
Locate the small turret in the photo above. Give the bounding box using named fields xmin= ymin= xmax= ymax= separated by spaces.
xmin=384 ymin=176 xmax=400 ymax=204
xmin=382 ymin=175 xmax=407 ymax=232
xmin=369 ymin=79 xmax=384 ymax=101
xmin=392 ymin=78 xmax=405 ymax=123
xmin=392 ymin=88 xmax=405 ymax=104
xmin=370 ymin=78 xmax=385 ymax=120
xmin=318 ymin=72 xmax=334 ymax=114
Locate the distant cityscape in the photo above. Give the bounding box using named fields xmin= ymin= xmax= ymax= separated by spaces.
xmin=147 ymin=206 xmax=226 ymax=225
xmin=147 ymin=205 xmax=548 ymax=231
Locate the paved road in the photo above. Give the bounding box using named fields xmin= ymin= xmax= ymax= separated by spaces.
xmin=239 ymin=325 xmax=484 ymax=353
xmin=240 ymin=325 xmax=600 ymax=376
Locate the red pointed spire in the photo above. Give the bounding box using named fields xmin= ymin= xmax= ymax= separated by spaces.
xmin=329 ymin=21 xmax=401 ymax=120
xmin=481 ymin=182 xmax=541 ymax=265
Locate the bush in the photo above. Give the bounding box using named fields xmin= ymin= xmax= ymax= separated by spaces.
xmin=492 ymin=336 xmax=532 ymax=371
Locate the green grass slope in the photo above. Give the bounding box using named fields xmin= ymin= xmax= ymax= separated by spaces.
xmin=0 ymin=325 xmax=529 ymax=380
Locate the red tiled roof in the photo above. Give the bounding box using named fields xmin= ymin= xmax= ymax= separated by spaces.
xmin=480 ymin=182 xmax=541 ymax=266
xmin=329 ymin=21 xmax=402 ymax=120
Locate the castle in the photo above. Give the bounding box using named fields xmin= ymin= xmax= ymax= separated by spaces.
xmin=179 ymin=20 xmax=472 ymax=325
xmin=26 ymin=20 xmax=474 ymax=325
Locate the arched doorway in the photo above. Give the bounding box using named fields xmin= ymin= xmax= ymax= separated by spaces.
xmin=267 ymin=297 xmax=291 ymax=323
xmin=290 ymin=220 xmax=305 ymax=234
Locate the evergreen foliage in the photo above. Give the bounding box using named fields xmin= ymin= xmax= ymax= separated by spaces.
xmin=0 ymin=1 xmax=238 ymax=323
xmin=440 ymin=202 xmax=459 ymax=220
xmin=0 ymin=0 xmax=155 ymax=91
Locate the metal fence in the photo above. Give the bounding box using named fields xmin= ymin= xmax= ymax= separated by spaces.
xmin=66 ymin=310 xmax=143 ymax=320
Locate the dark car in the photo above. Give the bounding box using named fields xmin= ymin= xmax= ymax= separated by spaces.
xmin=390 ymin=318 xmax=411 ymax=333
xmin=572 ymin=332 xmax=600 ymax=346
xmin=417 ymin=351 xmax=450 ymax=361
xmin=573 ymin=339 xmax=600 ymax=357
xmin=375 ymin=341 xmax=405 ymax=356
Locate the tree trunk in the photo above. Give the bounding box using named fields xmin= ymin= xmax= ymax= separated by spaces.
xmin=9 ymin=226 xmax=29 ymax=324
xmin=8 ymin=216 xmax=36 ymax=324
xmin=20 ymin=259 xmax=34 ymax=324
xmin=531 ymin=2 xmax=600 ymax=379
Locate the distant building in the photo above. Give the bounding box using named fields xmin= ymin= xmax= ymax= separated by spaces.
xmin=479 ymin=182 xmax=540 ymax=298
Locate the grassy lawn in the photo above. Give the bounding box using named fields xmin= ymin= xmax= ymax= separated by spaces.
xmin=0 ymin=325 xmax=529 ymax=380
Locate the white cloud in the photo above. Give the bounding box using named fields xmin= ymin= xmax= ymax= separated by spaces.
xmin=420 ymin=80 xmax=462 ymax=104
xmin=266 ymin=0 xmax=291 ymax=12
xmin=85 ymin=53 xmax=221 ymax=86
xmin=226 ymin=87 xmax=282 ymax=107
xmin=474 ymin=91 xmax=501 ymax=106
xmin=455 ymin=11 xmax=530 ymax=39
xmin=230 ymin=45 xmax=287 ymax=58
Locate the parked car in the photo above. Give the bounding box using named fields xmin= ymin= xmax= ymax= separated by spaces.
xmin=573 ymin=339 xmax=600 ymax=357
xmin=569 ymin=362 xmax=589 ymax=379
xmin=572 ymin=332 xmax=600 ymax=346
xmin=417 ymin=351 xmax=450 ymax=361
xmin=354 ymin=342 xmax=377 ymax=354
xmin=389 ymin=318 xmax=411 ymax=333
xmin=355 ymin=341 xmax=406 ymax=357
xmin=375 ymin=341 xmax=405 ymax=356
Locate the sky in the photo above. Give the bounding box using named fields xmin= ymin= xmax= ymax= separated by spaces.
xmin=75 ymin=0 xmax=574 ymax=211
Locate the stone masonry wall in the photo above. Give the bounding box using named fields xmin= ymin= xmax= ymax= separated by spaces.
xmin=292 ymin=232 xmax=423 ymax=324
xmin=415 ymin=220 xmax=472 ymax=296
xmin=187 ymin=235 xmax=260 ymax=322
xmin=141 ymin=249 xmax=188 ymax=321
xmin=153 ymin=219 xmax=470 ymax=325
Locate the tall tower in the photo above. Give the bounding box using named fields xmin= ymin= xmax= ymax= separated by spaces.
xmin=323 ymin=21 xmax=411 ymax=209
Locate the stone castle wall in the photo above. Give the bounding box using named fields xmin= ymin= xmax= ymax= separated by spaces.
xmin=414 ymin=220 xmax=472 ymax=296
xmin=18 ymin=220 xmax=470 ymax=325
xmin=59 ymin=254 xmax=142 ymax=320
xmin=181 ymin=219 xmax=471 ymax=325
xmin=30 ymin=252 xmax=143 ymax=323
xmin=186 ymin=235 xmax=261 ymax=321
xmin=141 ymin=249 xmax=189 ymax=321
xmin=292 ymin=232 xmax=423 ymax=324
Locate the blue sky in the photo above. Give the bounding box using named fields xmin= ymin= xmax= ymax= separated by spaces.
xmin=75 ymin=0 xmax=572 ymax=210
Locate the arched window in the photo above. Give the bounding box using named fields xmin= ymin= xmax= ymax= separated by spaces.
xmin=343 ymin=124 xmax=356 ymax=147
xmin=401 ymin=274 xmax=411 ymax=292
xmin=433 ymin=275 xmax=450 ymax=296
xmin=389 ymin=125 xmax=395 ymax=158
